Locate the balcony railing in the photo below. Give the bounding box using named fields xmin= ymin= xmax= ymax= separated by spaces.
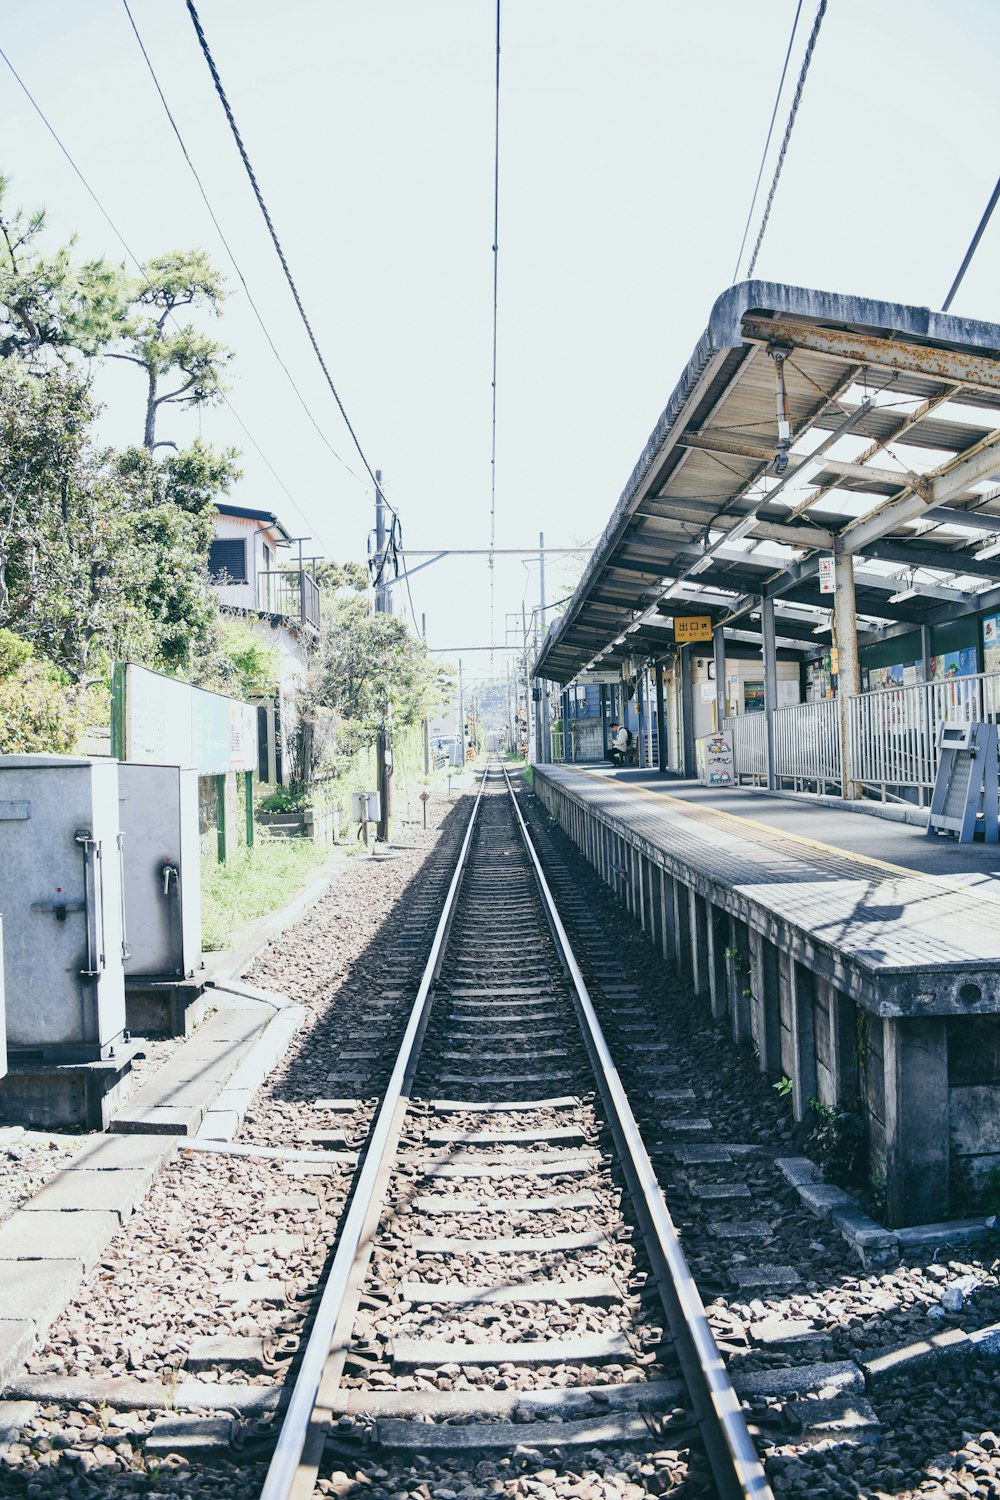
xmin=257 ymin=569 xmax=321 ymax=630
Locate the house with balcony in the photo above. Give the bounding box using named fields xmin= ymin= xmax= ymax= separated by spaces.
xmin=208 ymin=503 xmax=321 ymax=784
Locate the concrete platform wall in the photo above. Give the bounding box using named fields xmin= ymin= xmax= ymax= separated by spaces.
xmin=534 ymin=769 xmax=999 ymax=1230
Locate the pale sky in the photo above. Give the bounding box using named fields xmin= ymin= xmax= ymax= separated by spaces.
xmin=3 ymin=1 xmax=1000 ymax=703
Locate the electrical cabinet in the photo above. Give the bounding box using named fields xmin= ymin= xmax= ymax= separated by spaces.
xmin=0 ymin=918 xmax=6 ymax=1081
xmin=119 ymin=763 xmax=202 ymax=980
xmin=0 ymin=755 xmax=126 ymax=1060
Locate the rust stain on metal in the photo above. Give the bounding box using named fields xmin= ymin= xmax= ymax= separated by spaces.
xmin=741 ymin=315 xmax=1000 ymax=392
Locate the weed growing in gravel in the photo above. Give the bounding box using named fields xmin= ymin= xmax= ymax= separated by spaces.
xmin=804 ymin=1093 xmax=867 ymax=1185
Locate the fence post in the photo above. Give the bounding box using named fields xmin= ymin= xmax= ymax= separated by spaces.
xmin=833 ymin=543 xmax=860 ymax=798
xmin=110 ymin=662 xmax=127 ymax=759
xmin=762 ymin=598 xmax=778 ymax=789
xmin=216 ymin=774 xmax=227 ymax=864
xmin=245 ymin=770 xmax=254 ymax=849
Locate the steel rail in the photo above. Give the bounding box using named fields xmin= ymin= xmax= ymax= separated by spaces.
xmin=259 ymin=765 xmax=490 ymax=1500
xmin=501 ymin=762 xmax=773 ymax=1500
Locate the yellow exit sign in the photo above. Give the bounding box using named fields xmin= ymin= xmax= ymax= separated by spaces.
xmin=675 ymin=615 xmax=713 ymax=642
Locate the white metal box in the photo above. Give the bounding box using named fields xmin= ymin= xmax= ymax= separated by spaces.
xmin=351 ymin=791 xmax=381 ymax=822
xmin=119 ymin=763 xmax=202 ymax=980
xmin=0 ymin=755 xmax=126 ymax=1059
xmin=0 ymin=917 xmax=6 ymax=1080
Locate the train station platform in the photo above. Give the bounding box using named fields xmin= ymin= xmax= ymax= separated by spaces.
xmin=533 ymin=763 xmax=1000 ymax=1230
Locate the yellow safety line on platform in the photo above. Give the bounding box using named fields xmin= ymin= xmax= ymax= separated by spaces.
xmin=570 ymin=768 xmax=1000 ymax=913
xmin=616 ymin=779 xmax=915 ymax=878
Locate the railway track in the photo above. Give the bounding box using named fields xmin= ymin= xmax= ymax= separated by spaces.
xmin=261 ymin=761 xmax=771 ymax=1500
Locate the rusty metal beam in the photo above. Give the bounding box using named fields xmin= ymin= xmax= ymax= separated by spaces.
xmin=750 ymin=519 xmax=834 ymax=548
xmin=677 ymin=429 xmax=807 ymax=466
xmin=843 ymin=437 xmax=1000 ymax=553
xmin=817 ymin=458 xmax=930 ymax=496
xmin=741 ymin=315 xmax=1000 ymax=393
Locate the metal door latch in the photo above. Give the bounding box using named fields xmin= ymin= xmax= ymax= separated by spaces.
xmin=31 ymin=898 xmax=85 ymax=921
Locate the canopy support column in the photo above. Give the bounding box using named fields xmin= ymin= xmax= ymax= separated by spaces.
xmin=834 ymin=541 xmax=860 ymax=798
xmin=680 ymin=646 xmax=696 ymax=778
xmin=655 ymin=664 xmax=667 ymax=774
xmin=762 ymin=597 xmax=778 ymax=790
xmin=713 ymin=626 xmax=727 ymax=730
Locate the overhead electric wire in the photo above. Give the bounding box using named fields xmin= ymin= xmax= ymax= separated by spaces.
xmin=121 ymin=0 xmax=364 ymax=492
xmin=731 ymin=0 xmax=803 ymax=282
xmin=184 ymin=0 xmax=394 ymax=522
xmin=488 ymin=0 xmax=501 ymax=676
xmin=745 ymin=0 xmax=828 ymax=280
xmin=0 ymin=40 xmax=311 ymax=525
xmin=942 ymin=174 xmax=1000 ymax=312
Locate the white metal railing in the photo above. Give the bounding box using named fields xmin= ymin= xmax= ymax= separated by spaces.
xmin=849 ymin=670 xmax=1000 ymax=793
xmin=773 ymin=697 xmax=842 ymax=789
xmin=724 ymin=711 xmax=768 ymax=781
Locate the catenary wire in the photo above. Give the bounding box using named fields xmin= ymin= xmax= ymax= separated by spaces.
xmin=489 ymin=0 xmax=501 ymax=676
xmin=121 ymin=0 xmax=364 ymax=492
xmin=943 ymin=174 xmax=1000 ymax=312
xmin=0 ymin=40 xmax=314 ymax=526
xmin=745 ymin=0 xmax=828 ymax=280
xmin=184 ymin=0 xmax=395 ymax=524
xmin=731 ymin=0 xmax=803 ymax=282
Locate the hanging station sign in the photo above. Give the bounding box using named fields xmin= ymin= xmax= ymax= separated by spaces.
xmin=819 ymin=556 xmax=836 ymax=594
xmin=674 ymin=615 xmax=713 ymax=643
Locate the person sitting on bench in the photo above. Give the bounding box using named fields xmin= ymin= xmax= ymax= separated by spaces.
xmin=609 ymin=722 xmax=632 ymax=767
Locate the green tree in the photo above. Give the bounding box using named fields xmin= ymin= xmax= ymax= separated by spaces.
xmin=208 ymin=618 xmax=279 ymax=700
xmin=311 ymin=592 xmax=450 ymax=753
xmin=0 ymin=360 xmax=224 ymax=688
xmin=313 ymin=558 xmax=368 ymax=595
xmin=0 ymin=175 xmax=127 ymax=368
xmin=109 ymin=250 xmax=231 ymax=450
xmin=0 ymin=628 xmax=84 ymax=753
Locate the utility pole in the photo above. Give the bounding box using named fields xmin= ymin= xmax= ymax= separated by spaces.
xmin=375 ymin=470 xmax=392 ymax=842
xmin=421 ymin=612 xmax=431 ymax=775
xmin=458 ymin=658 xmax=465 ymax=767
xmin=538 ymin=530 xmax=551 ymax=764
xmin=522 ymin=601 xmax=531 ymax=762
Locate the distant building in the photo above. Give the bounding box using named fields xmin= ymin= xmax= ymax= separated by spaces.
xmin=208 ymin=504 xmax=321 ymax=784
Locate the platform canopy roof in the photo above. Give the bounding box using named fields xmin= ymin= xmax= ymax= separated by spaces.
xmin=535 ymin=281 xmax=1000 ymax=684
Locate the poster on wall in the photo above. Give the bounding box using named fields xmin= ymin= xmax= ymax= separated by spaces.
xmin=931 ymin=648 xmax=978 ymax=681
xmin=984 ymin=614 xmax=1000 ymax=674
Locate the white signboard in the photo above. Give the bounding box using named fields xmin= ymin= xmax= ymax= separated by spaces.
xmin=697 ymin=729 xmax=734 ymax=786
xmin=123 ymin=664 xmax=257 ymax=776
xmin=819 ymin=556 xmax=836 ymax=594
xmin=125 ymin=667 xmax=193 ymax=767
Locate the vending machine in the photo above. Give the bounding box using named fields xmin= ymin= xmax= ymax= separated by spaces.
xmin=118 ymin=763 xmax=202 ymax=980
xmin=0 ymin=755 xmax=126 ymax=1060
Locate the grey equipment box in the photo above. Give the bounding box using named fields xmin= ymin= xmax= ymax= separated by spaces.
xmin=119 ymin=763 xmax=202 ymax=980
xmin=927 ymin=720 xmax=999 ymax=843
xmin=0 ymin=917 xmax=6 ymax=1080
xmin=0 ymin=754 xmax=126 ymax=1060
